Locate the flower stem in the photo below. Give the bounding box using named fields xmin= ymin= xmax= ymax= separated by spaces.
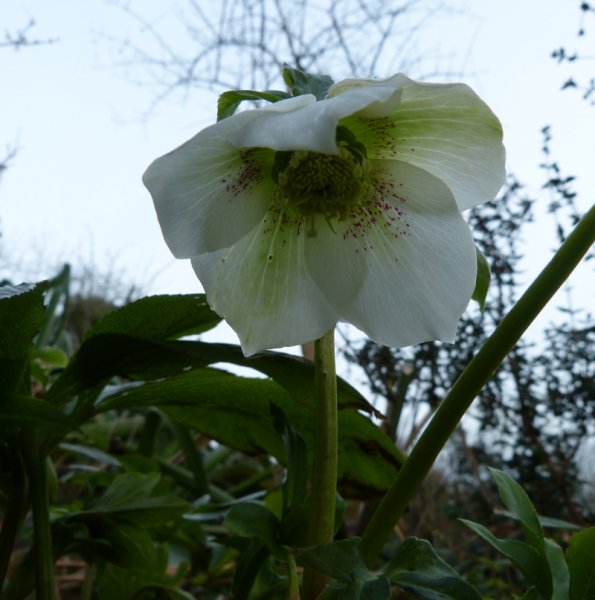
xmin=302 ymin=329 xmax=338 ymax=598
xmin=361 ymin=203 xmax=595 ymax=567
xmin=23 ymin=432 xmax=55 ymax=600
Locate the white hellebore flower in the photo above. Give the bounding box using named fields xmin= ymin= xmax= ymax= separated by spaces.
xmin=143 ymin=74 xmax=505 ymax=356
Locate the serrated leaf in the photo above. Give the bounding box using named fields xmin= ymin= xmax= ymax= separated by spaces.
xmin=0 ymin=281 xmax=49 ymax=395
xmin=567 ymin=527 xmax=595 ymax=599
xmin=282 ymin=64 xmax=333 ymax=99
xmin=224 ymin=502 xmax=284 ymax=558
xmin=0 ymin=395 xmax=78 ymax=435
xmin=96 ymin=369 xmax=401 ymax=498
xmin=299 ymin=538 xmax=373 ymax=582
xmin=47 ymin=337 xmax=380 ymax=418
xmin=217 ymin=89 xmax=290 ymax=120
xmin=472 ymin=246 xmax=490 ymax=310
xmin=85 ymin=293 xmax=220 ymax=341
xmin=0 ymin=282 xmax=48 ymax=359
xmin=385 ymin=537 xmax=482 ymax=600
xmin=460 ymin=518 xmax=552 ymax=599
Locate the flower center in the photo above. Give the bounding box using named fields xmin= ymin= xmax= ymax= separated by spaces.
xmin=277 ymin=146 xmax=371 ymax=221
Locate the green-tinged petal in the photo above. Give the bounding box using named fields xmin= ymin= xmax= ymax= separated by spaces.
xmin=304 ymin=160 xmax=477 ymax=347
xmin=191 ymin=205 xmax=337 ymax=356
xmin=340 ymin=74 xmax=505 ymax=210
xmin=143 ymin=123 xmax=277 ymax=256
xmin=227 ymin=84 xmax=402 ymax=155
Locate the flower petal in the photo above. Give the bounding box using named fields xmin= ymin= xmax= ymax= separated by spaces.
xmin=191 ymin=206 xmax=337 ymax=356
xmin=227 ymin=83 xmax=402 ymax=155
xmin=340 ymin=74 xmax=505 ymax=210
xmin=143 ymin=119 xmax=279 ymax=257
xmin=304 ymin=160 xmax=477 ymax=347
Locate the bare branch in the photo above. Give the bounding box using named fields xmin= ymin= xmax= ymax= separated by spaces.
xmin=0 ymin=19 xmax=58 ymax=50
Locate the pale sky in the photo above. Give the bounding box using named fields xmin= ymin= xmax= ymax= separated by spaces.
xmin=2 ymin=0 xmax=593 ymax=349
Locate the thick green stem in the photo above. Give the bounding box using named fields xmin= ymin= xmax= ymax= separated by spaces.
xmin=0 ymin=443 xmax=28 ymax=590
xmin=24 ymin=433 xmax=55 ymax=600
xmin=361 ymin=204 xmax=595 ymax=567
xmin=302 ymin=329 xmax=338 ymax=598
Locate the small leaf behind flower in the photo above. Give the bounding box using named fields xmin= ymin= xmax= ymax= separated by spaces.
xmin=217 ymin=89 xmax=291 ymax=120
xmin=282 ymin=64 xmax=334 ymax=99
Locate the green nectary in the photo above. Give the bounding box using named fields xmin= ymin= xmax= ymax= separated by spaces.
xmin=277 ymin=146 xmax=371 ymax=220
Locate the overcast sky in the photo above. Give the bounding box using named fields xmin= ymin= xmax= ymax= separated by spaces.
xmin=2 ymin=0 xmax=593 ymax=349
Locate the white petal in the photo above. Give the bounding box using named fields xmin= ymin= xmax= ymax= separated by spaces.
xmin=143 ymin=119 xmax=277 ymax=257
xmin=227 ymin=84 xmax=402 ymax=155
xmin=341 ymin=74 xmax=506 ymax=210
xmin=304 ymin=160 xmax=477 ymax=347
xmin=191 ymin=206 xmax=337 ymax=356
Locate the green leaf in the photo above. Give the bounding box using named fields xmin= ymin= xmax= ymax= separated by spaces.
xmin=231 ymin=539 xmax=271 ymax=600
xmin=545 ymin=538 xmax=570 ymax=600
xmin=95 ymin=519 xmax=159 ymax=570
xmin=472 ymin=246 xmax=491 ymax=310
xmin=519 ymin=588 xmax=541 ymax=600
xmin=0 ymin=282 xmax=48 ymax=358
xmin=0 ymin=394 xmax=78 ymax=435
xmin=47 ymin=337 xmax=380 ymax=418
xmin=567 ymin=527 xmax=595 ymax=599
xmin=385 ymin=537 xmax=482 ymax=600
xmin=271 ymin=404 xmax=309 ymax=511
xmin=35 ymin=264 xmax=70 ymax=348
xmin=460 ymin=519 xmax=552 ymax=599
xmin=85 ymin=293 xmax=220 ymax=341
xmin=224 ymin=502 xmax=285 ymax=558
xmin=489 ymin=468 xmax=545 ymax=553
xmin=75 ymin=473 xmax=189 ymax=526
xmin=320 ymin=577 xmax=392 ymax=599
xmin=0 ymin=281 xmax=48 ymax=396
xmin=300 ymin=539 xmax=392 ymax=598
xmin=217 ymin=89 xmax=291 ymax=120
xmin=97 ymin=369 xmax=402 ymax=498
xmin=282 ymin=64 xmax=333 ymax=99
xmin=299 ymin=538 xmax=373 ymax=582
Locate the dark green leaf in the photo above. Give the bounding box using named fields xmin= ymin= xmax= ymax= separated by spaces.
xmin=48 ymin=338 xmax=379 ymax=418
xmin=0 ymin=282 xmax=48 ymax=358
xmin=85 ymin=293 xmax=220 ymax=341
xmin=320 ymin=577 xmax=392 ymax=599
xmin=460 ymin=519 xmax=552 ymax=599
xmin=385 ymin=537 xmax=482 ymax=600
xmin=74 ymin=473 xmax=189 ymax=526
xmin=489 ymin=468 xmax=545 ymax=552
xmin=282 ymin=64 xmax=334 ymax=99
xmin=0 ymin=281 xmax=48 ymax=396
xmin=96 ymin=519 xmax=159 ymax=569
xmin=567 ymin=527 xmax=595 ymax=599
xmin=271 ymin=404 xmax=309 ymax=511
xmin=472 ymin=246 xmax=491 ymax=310
xmin=545 ymin=538 xmax=569 ymax=600
xmin=231 ymin=539 xmax=271 ymax=600
xmin=518 ymin=588 xmax=540 ymax=599
xmin=0 ymin=395 xmax=77 ymax=435
xmin=299 ymin=538 xmax=373 ymax=582
xmin=217 ymin=89 xmax=291 ymax=120
xmin=97 ymin=369 xmax=402 ymax=497
xmin=224 ymin=502 xmax=284 ymax=558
